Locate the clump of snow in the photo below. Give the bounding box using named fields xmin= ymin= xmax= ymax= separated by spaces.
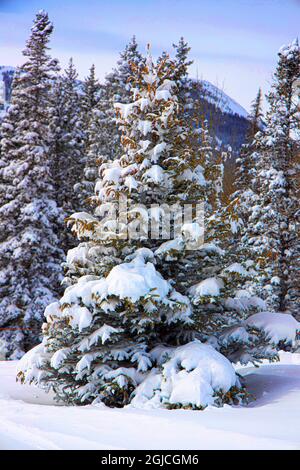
xmin=154 ymin=238 xmax=185 ymax=257
xmin=150 ymin=142 xmax=167 ymax=162
xmin=45 ymin=302 xmax=93 ymax=331
xmin=219 ymin=326 xmax=251 ymax=347
xmin=225 ymin=289 xmax=266 ymax=313
xmin=66 ymin=245 xmax=90 ymax=266
xmin=105 ymin=258 xmax=170 ymax=302
xmin=181 ymin=223 xmax=203 ymax=241
xmin=78 ymin=325 xmax=121 ymax=352
xmin=223 ymin=263 xmax=248 ymax=277
xmin=198 ymin=243 xmax=225 ymax=256
xmin=189 ymin=277 xmax=224 ymax=300
xmin=155 ymin=89 xmax=171 ymax=101
xmin=61 ymin=257 xmax=171 ymax=307
xmin=16 ymin=344 xmax=51 ymax=385
xmin=142 ymin=165 xmax=165 ymax=184
xmin=131 ymin=341 xmax=239 ymax=409
xmin=125 ymin=247 xmax=154 ymax=262
xmin=45 ymin=256 xmax=192 ymax=331
xmin=246 ymin=312 xmax=300 ymax=346
xmin=137 ymin=120 xmax=152 ymax=136
xmin=178 ymin=165 xmax=206 ymax=186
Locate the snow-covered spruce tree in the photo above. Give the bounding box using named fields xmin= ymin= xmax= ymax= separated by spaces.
xmin=115 ymin=50 xmax=297 ymax=385
xmin=19 ymin=47 xmax=299 ymax=408
xmin=235 ymin=88 xmax=263 ymax=192
xmin=219 ymin=90 xmax=264 ymax=306
xmin=152 ymin=123 xmax=273 ymax=366
xmin=238 ymin=40 xmax=300 ymax=314
xmin=172 ymin=37 xmax=193 ymax=110
xmin=81 ymin=64 xmax=101 ymax=128
xmin=148 ymin=54 xmax=298 ymax=366
xmin=0 ymin=11 xmax=64 ymax=359
xmin=79 ymin=37 xmax=144 ymax=202
xmin=50 ymin=59 xmax=85 ymax=222
xmin=75 ymin=65 xmax=101 ymax=201
xmin=76 ymin=89 xmax=113 ymax=204
xmin=18 ymin=50 xmax=246 ymax=409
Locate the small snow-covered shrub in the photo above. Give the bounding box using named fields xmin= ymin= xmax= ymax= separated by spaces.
xmin=131 ymin=341 xmax=245 ymax=410
xmin=246 ymin=312 xmax=300 ymax=349
xmin=217 ymin=311 xmax=300 ymax=365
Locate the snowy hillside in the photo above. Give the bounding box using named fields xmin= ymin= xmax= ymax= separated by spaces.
xmin=1 ymin=353 xmax=300 ymax=450
xmin=191 ymin=79 xmax=249 ymax=149
xmin=199 ymin=80 xmax=249 ymax=118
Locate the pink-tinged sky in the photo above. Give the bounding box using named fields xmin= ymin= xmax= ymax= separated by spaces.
xmin=0 ymin=0 xmax=299 ymax=111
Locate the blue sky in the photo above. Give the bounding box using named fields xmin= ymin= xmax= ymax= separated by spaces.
xmin=0 ymin=0 xmax=299 ymax=111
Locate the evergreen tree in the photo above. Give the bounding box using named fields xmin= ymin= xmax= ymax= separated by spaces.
xmin=17 ymin=47 xmax=293 ymax=409
xmin=73 ymin=64 xmax=101 ymax=204
xmin=79 ymin=64 xmax=101 ymax=186
xmin=0 ymin=11 xmax=64 ymax=359
xmin=81 ymin=64 xmax=101 ymax=121
xmin=79 ymin=37 xmax=144 ymax=202
xmin=238 ymin=40 xmax=300 ymax=313
xmin=235 ymin=88 xmax=263 ymax=191
xmin=172 ymin=37 xmax=193 ymax=100
xmin=51 ymin=58 xmax=85 ymax=223
xmin=171 ymin=37 xmax=194 ymax=123
xmin=18 ymin=50 xmax=195 ymax=406
xmin=226 ymin=89 xmax=264 ymax=282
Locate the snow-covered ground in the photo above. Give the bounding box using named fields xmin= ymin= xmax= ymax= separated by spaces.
xmin=0 ymin=352 xmax=300 ymax=450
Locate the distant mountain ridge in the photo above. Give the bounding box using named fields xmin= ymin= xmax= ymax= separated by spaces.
xmin=0 ymin=66 xmax=14 ymax=104
xmin=199 ymin=80 xmax=248 ymax=118
xmin=0 ymin=66 xmax=249 ymax=151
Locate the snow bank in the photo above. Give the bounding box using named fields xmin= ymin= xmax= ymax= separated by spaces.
xmin=132 ymin=341 xmax=239 ymax=409
xmin=2 ymin=358 xmax=300 ymax=449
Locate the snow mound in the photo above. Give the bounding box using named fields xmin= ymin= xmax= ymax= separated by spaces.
xmin=132 ymin=341 xmax=239 ymax=409
xmin=246 ymin=312 xmax=300 ymax=346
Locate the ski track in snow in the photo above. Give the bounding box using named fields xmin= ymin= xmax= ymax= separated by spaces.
xmin=0 ymin=355 xmax=300 ymax=450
